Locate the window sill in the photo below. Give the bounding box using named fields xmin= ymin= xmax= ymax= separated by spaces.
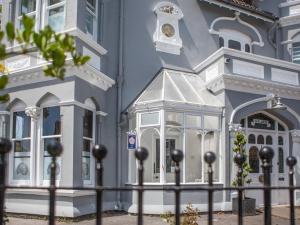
xmin=6 ymin=189 xmax=95 ymax=197
xmin=125 ymin=182 xmax=224 ymax=186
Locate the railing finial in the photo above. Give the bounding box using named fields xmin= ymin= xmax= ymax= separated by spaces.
xmin=0 ymin=138 xmax=12 ymax=155
xmin=47 ymin=142 xmax=63 ymax=158
xmin=204 ymin=151 xmax=216 ymax=165
xmin=135 ymin=147 xmax=148 ymax=162
xmin=93 ymin=144 xmax=108 ymax=162
xmin=171 ymin=149 xmax=184 ymax=164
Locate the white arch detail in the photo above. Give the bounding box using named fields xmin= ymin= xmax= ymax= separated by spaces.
xmin=209 ymin=12 xmax=264 ymax=47
xmin=229 ymin=94 xmax=300 ymax=126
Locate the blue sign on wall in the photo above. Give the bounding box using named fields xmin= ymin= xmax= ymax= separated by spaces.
xmin=127 ymin=133 xmax=137 ymax=150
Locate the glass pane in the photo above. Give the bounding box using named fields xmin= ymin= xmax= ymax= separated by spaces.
xmin=85 ymin=10 xmax=95 ymax=35
xmin=20 ymin=0 xmax=36 ymax=15
xmin=186 ymin=115 xmax=201 ymax=128
xmin=249 ymin=146 xmax=259 ymax=173
xmin=140 ymin=112 xmax=159 ymax=126
xmin=228 ymin=40 xmax=241 ymax=51
xmin=185 ymin=129 xmax=202 ymax=182
xmin=278 ymin=148 xmax=284 ymax=173
xmin=43 ymin=106 xmax=61 ymax=136
xmin=204 ymin=116 xmax=219 ymax=130
xmin=13 ymin=140 xmax=30 ymax=180
xmin=13 ymin=111 xmax=31 ymax=139
xmin=43 ymin=138 xmax=61 ymax=180
xmin=48 ymin=6 xmax=65 ymax=32
xmin=245 ymin=44 xmax=251 ymax=53
xmin=278 ymin=123 xmax=285 ymax=131
xmin=204 ymin=131 xmax=219 ymax=182
xmin=87 ymin=0 xmax=96 ymax=11
xmin=248 ymin=134 xmax=255 ymax=144
xmin=293 ymin=42 xmax=300 ymax=64
xmin=219 ymin=37 xmax=224 ymax=48
xmin=278 ymin=136 xmax=284 ymax=146
xmin=83 ymin=110 xmax=93 ymax=138
xmin=165 ymin=112 xmax=183 ymax=127
xmin=140 ymin=128 xmax=160 ymax=183
xmin=266 ymin=136 xmax=273 ymax=145
xmin=82 ymin=139 xmax=91 ymax=180
xmin=257 ymin=135 xmax=264 ymax=144
xmin=49 ymin=0 xmax=64 ymax=5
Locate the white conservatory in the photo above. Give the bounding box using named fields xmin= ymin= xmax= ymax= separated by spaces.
xmin=127 ymin=69 xmax=225 ymax=185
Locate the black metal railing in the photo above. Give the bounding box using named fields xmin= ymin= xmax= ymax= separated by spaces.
xmin=0 ymin=137 xmax=298 ymax=225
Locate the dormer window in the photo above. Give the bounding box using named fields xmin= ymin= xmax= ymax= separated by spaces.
xmin=46 ymin=0 xmax=66 ymax=32
xmin=218 ymin=29 xmax=252 ymax=53
xmin=85 ymin=0 xmax=98 ymax=40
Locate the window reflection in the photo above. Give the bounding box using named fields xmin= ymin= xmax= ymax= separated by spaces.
xmin=43 ymin=106 xmax=61 ymax=136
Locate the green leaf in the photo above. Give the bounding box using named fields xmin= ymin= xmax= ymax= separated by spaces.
xmin=0 ymin=44 xmax=6 ymax=60
xmin=22 ymin=14 xmax=35 ymax=31
xmin=0 ymin=75 xmax=8 ymax=89
xmin=6 ymin=22 xmax=15 ymax=41
xmin=0 ymin=94 xmax=9 ymax=103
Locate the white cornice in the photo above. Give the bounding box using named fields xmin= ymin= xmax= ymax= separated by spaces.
xmin=193 ymin=47 xmax=300 ymax=73
xmin=279 ymin=14 xmax=300 ymax=27
xmin=206 ymin=74 xmax=300 ymax=100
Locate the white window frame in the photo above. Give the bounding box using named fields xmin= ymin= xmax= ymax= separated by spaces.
xmin=42 ymin=0 xmax=66 ymax=32
xmin=82 ymin=107 xmax=96 ymax=186
xmin=15 ymin=0 xmax=40 ymax=30
xmin=219 ymin=29 xmax=252 ymax=53
xmin=85 ymin=0 xmax=98 ymax=40
xmin=9 ymin=109 xmax=33 ymax=186
xmin=38 ymin=104 xmax=62 ymax=186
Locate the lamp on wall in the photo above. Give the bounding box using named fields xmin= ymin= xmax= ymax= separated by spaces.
xmin=271 ymin=95 xmax=287 ymax=111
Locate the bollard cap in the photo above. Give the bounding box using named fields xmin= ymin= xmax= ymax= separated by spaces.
xmin=47 ymin=142 xmax=63 ymax=157
xmin=259 ymin=146 xmax=274 ymax=162
xmin=204 ymin=151 xmax=216 ymax=165
xmin=92 ymin=145 xmax=108 ymax=161
xmin=171 ymin=149 xmax=184 ymax=163
xmin=0 ymin=138 xmax=12 ymax=154
xmin=286 ymin=156 xmax=297 ymax=167
xmin=135 ymin=147 xmax=148 ymax=161
xmin=234 ymin=153 xmax=246 ymax=167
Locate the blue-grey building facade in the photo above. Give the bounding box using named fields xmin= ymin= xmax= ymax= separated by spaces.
xmin=1 ymin=0 xmax=300 ymax=217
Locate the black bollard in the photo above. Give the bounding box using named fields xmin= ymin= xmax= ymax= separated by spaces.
xmin=259 ymin=146 xmax=274 ymax=225
xmin=204 ymin=151 xmax=216 ymax=225
xmin=93 ymin=145 xmax=107 ymax=225
xmin=47 ymin=142 xmax=63 ymax=225
xmin=171 ymin=149 xmax=184 ymax=225
xmin=135 ymin=147 xmax=148 ymax=225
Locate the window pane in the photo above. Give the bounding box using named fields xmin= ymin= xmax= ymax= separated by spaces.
xmin=140 ymin=112 xmax=159 ymax=126
xmin=219 ymin=37 xmax=224 ymax=48
xmin=13 ymin=140 xmax=31 ymax=180
xmin=43 ymin=138 xmax=61 ymax=180
xmin=249 ymin=146 xmax=259 ymax=173
xmin=87 ymin=0 xmax=96 ymax=11
xmin=48 ymin=6 xmax=65 ymax=32
xmin=278 ymin=148 xmax=284 ymax=173
xmin=292 ymin=42 xmax=300 ymax=64
xmin=85 ymin=10 xmax=95 ymax=35
xmin=278 ymin=123 xmax=285 ymax=131
xmin=204 ymin=116 xmax=219 ymax=130
xmin=13 ymin=111 xmax=31 ymax=139
xmin=83 ymin=110 xmax=93 ymax=138
xmin=43 ymin=106 xmax=61 ymax=136
xmin=82 ymin=139 xmax=91 ymax=180
xmin=248 ymin=134 xmax=255 ymax=144
xmin=278 ymin=136 xmax=284 ymax=146
xmin=228 ymin=40 xmax=241 ymax=51
xmin=49 ymin=0 xmax=64 ymax=5
xmin=185 ymin=130 xmax=202 ymax=182
xmin=257 ymin=135 xmax=264 ymax=144
xmin=245 ymin=44 xmax=251 ymax=53
xmin=266 ymin=135 xmax=273 ymax=145
xmin=166 ymin=112 xmax=183 ymax=127
xmin=186 ymin=115 xmax=201 ymax=128
xmin=20 ymin=0 xmax=36 ymax=15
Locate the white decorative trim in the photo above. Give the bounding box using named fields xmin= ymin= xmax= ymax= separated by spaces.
xmin=0 ymin=111 xmax=10 ymax=115
xmin=59 ymin=100 xmax=108 ymax=116
xmin=291 ymin=129 xmax=300 ymax=137
xmin=193 ymin=47 xmax=300 ymax=73
xmin=209 ymin=12 xmax=264 ymax=47
xmin=271 ymin=68 xmax=299 ymax=86
xmin=228 ymin=123 xmax=243 ymax=132
xmin=279 ymin=0 xmax=300 ymax=8
xmin=279 ymin=14 xmax=300 ymax=27
xmin=25 ymin=107 xmax=41 ymax=121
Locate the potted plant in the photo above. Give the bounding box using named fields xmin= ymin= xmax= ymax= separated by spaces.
xmin=232 ymin=132 xmax=256 ymax=216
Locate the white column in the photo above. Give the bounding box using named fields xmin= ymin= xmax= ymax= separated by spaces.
xmin=25 ymin=106 xmax=41 ymax=186
xmin=291 ymin=130 xmax=300 ymax=205
xmin=160 ymin=110 xmax=165 ymax=184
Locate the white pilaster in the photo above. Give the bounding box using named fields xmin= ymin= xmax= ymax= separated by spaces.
xmin=291 ymin=130 xmax=300 ymax=205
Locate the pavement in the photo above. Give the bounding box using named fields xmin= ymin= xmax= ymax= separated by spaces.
xmin=5 ymin=207 xmax=300 ymax=225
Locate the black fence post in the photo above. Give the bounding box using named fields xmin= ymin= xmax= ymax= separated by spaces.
xmin=234 ymin=153 xmax=246 ymax=225
xmin=135 ymin=147 xmax=148 ymax=225
xmin=171 ymin=149 xmax=184 ymax=225
xmin=47 ymin=142 xmax=63 ymax=225
xmin=0 ymin=138 xmax=11 ymax=225
xmin=286 ymin=156 xmax=297 ymax=225
xmin=204 ymin=151 xmax=216 ymax=225
xmin=259 ymin=146 xmax=274 ymax=225
xmin=93 ymin=145 xmax=108 ymax=225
